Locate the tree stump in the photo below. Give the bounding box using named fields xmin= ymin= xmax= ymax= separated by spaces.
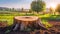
xmin=13 ymin=16 xmax=46 ymax=31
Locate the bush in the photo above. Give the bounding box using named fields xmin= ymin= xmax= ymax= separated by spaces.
xmin=48 ymin=15 xmax=60 ymax=21
xmin=41 ymin=15 xmax=60 ymax=21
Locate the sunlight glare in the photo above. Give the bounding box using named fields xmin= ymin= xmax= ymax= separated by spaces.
xmin=50 ymin=4 xmax=57 ymax=9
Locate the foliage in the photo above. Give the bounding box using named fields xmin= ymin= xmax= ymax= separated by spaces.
xmin=55 ymin=4 xmax=60 ymax=14
xmin=41 ymin=15 xmax=60 ymax=21
xmin=31 ymin=0 xmax=46 ymax=13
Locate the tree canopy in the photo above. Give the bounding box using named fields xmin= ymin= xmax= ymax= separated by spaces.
xmin=31 ymin=0 xmax=46 ymax=13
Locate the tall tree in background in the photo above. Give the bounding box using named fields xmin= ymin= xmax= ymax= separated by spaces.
xmin=12 ymin=8 xmax=15 ymax=11
xmin=31 ymin=0 xmax=46 ymax=13
xmin=49 ymin=7 xmax=55 ymax=15
xmin=55 ymin=4 xmax=60 ymax=14
xmin=21 ymin=8 xmax=24 ymax=12
xmin=49 ymin=7 xmax=53 ymax=12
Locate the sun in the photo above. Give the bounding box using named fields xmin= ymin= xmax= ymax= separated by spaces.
xmin=50 ymin=4 xmax=57 ymax=9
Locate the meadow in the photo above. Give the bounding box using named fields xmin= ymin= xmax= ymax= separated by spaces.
xmin=0 ymin=11 xmax=59 ymax=28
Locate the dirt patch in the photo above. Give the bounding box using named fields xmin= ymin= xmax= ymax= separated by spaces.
xmin=48 ymin=20 xmax=60 ymax=26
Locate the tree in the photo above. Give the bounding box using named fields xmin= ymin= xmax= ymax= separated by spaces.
xmin=55 ymin=4 xmax=60 ymax=14
xmin=49 ymin=7 xmax=53 ymax=12
xmin=10 ymin=8 xmax=15 ymax=11
xmin=21 ymin=8 xmax=24 ymax=12
xmin=49 ymin=7 xmax=55 ymax=15
xmin=31 ymin=0 xmax=46 ymax=13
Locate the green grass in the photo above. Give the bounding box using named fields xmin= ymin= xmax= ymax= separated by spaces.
xmin=0 ymin=11 xmax=59 ymax=28
xmin=0 ymin=16 xmax=14 ymax=26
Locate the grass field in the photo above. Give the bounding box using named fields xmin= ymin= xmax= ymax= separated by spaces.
xmin=0 ymin=11 xmax=58 ymax=28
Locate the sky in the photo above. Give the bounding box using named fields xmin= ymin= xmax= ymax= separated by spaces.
xmin=0 ymin=0 xmax=60 ymax=9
